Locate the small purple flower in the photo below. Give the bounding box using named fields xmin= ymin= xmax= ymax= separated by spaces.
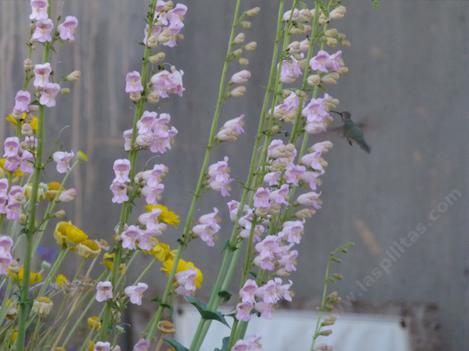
xmin=30 ymin=0 xmax=48 ymax=21
xmin=3 ymin=137 xmax=20 ymax=158
xmin=32 ymin=18 xmax=54 ymax=43
xmin=52 ymin=151 xmax=75 ymax=174
xmin=39 ymin=82 xmax=61 ymax=107
xmin=96 ymin=281 xmax=113 ymax=302
xmin=33 ymin=63 xmax=52 ymax=88
xmin=124 ymin=282 xmax=148 ymax=305
xmin=110 ymin=180 xmax=128 ymax=204
xmin=280 ymin=58 xmax=302 ymax=84
xmin=113 ymin=159 xmax=131 ymax=182
xmin=13 ymin=90 xmax=31 ymax=114
xmin=125 ymin=71 xmax=144 ymax=94
xmin=216 ymin=115 xmax=245 ymax=142
xmin=192 ymin=208 xmax=221 ymax=247
xmin=150 ymin=68 xmax=184 ymax=99
xmin=58 ymin=16 xmax=79 ymax=41
xmin=207 ymin=156 xmax=232 ymax=197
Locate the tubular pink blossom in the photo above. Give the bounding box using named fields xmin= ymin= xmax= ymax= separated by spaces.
xmin=32 ymin=18 xmax=54 ymax=43
xmin=58 ymin=16 xmax=79 ymax=41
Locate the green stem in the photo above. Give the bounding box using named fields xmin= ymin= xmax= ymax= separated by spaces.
xmin=189 ymin=1 xmax=290 ymax=349
xmin=99 ymin=0 xmax=159 ymax=339
xmin=16 ymin=33 xmax=51 ymax=350
xmin=37 ymin=250 xmax=67 ymax=296
xmin=143 ymin=0 xmax=245 ymax=341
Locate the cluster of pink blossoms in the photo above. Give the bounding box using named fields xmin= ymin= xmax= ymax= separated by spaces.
xmin=232 ymin=335 xmax=263 ymax=351
xmin=30 ymin=0 xmax=78 ymax=42
xmin=236 ymin=278 xmax=292 ymax=321
xmin=0 ymin=236 xmax=14 ymax=274
xmin=124 ymin=112 xmax=178 ymax=154
xmin=0 ymin=180 xmax=26 ymax=221
xmin=3 ymin=137 xmax=34 ymax=174
xmin=144 ymin=0 xmax=188 ymax=48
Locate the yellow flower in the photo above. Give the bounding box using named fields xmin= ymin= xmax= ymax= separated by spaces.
xmin=55 ymin=274 xmax=69 ymax=287
xmin=87 ymin=316 xmax=101 ymax=331
xmin=77 ymin=239 xmax=101 ymax=258
xmin=162 ymin=258 xmax=203 ymax=289
xmin=8 ymin=266 xmax=43 ymax=285
xmin=54 ymin=347 xmax=66 ymax=351
xmin=9 ymin=330 xmax=18 ymax=343
xmin=102 ymin=252 xmax=126 ymax=273
xmin=54 ymin=221 xmax=88 ymax=248
xmin=6 ymin=113 xmax=38 ymax=133
xmin=145 ymin=204 xmax=180 ymax=227
xmin=149 ymin=241 xmax=175 ymax=262
xmin=45 ymin=182 xmax=64 ymax=201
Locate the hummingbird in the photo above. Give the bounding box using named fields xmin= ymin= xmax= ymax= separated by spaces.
xmin=331 ymin=111 xmax=371 ymax=153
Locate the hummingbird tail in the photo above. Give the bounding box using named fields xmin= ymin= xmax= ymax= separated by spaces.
xmin=359 ymin=141 xmax=371 ymax=153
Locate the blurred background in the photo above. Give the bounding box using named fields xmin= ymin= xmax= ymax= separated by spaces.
xmin=0 ymin=0 xmax=468 ymax=350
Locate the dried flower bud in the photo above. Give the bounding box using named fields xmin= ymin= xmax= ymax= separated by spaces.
xmin=330 ymin=5 xmax=346 ymax=20
xmin=325 ymin=28 xmax=338 ymax=37
xmin=245 ymin=7 xmax=260 ymax=17
xmin=337 ymin=66 xmax=349 ymax=74
xmin=65 ymin=70 xmax=81 ymax=82
xmin=342 ymin=39 xmax=351 ymax=47
xmin=295 ymin=208 xmax=316 ymax=219
xmin=244 ymin=41 xmax=257 ymax=51
xmin=60 ymin=88 xmax=71 ymax=95
xmin=23 ymin=58 xmax=33 ymax=71
xmin=158 ymin=320 xmax=176 ymax=334
xmin=238 ymin=58 xmax=249 ymax=65
xmin=32 ymin=296 xmax=53 ymax=316
xmin=321 ymin=316 xmax=337 ymax=326
xmin=149 ymin=52 xmax=166 ymax=64
xmin=234 ymin=33 xmax=245 ymax=44
xmin=319 ymin=329 xmax=333 ymax=336
xmin=230 ymin=86 xmax=246 ymax=97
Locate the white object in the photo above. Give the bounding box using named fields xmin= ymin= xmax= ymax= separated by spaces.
xmin=174 ymin=305 xmax=412 ymax=351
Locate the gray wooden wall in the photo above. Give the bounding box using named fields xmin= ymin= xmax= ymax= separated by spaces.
xmin=1 ymin=0 xmax=468 ymax=350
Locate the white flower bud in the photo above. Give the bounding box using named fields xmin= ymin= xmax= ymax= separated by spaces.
xmin=23 ymin=58 xmax=33 ymax=71
xmin=129 ymin=92 xmax=142 ymax=102
xmin=146 ymin=35 xmax=158 ymax=48
xmin=321 ymin=72 xmax=340 ymax=85
xmin=230 ymin=86 xmax=246 ymax=97
xmin=307 ymin=74 xmax=321 ymax=86
xmin=245 ymin=7 xmax=260 ymax=17
xmin=230 ymin=70 xmax=251 ymax=84
xmin=238 ymin=57 xmax=249 ymax=65
xmin=234 ymin=33 xmax=245 ymax=44
xmin=240 ymin=20 xmax=251 ymax=29
xmin=330 ymin=5 xmax=346 ymax=20
xmin=149 ymin=52 xmax=166 ymax=64
xmin=325 ymin=29 xmax=339 ymax=37
xmin=65 ymin=70 xmax=81 ymax=82
xmin=147 ymin=91 xmax=160 ymax=104
xmin=244 ymin=41 xmax=257 ymax=51
xmin=232 ymin=48 xmax=243 ymax=57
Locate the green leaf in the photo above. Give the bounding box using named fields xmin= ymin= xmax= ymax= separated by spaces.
xmin=185 ymin=296 xmax=230 ymax=327
xmin=164 ymin=338 xmax=189 ymax=351
xmin=214 ymin=337 xmax=230 ymax=351
xmin=151 ymin=296 xmax=173 ymax=312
